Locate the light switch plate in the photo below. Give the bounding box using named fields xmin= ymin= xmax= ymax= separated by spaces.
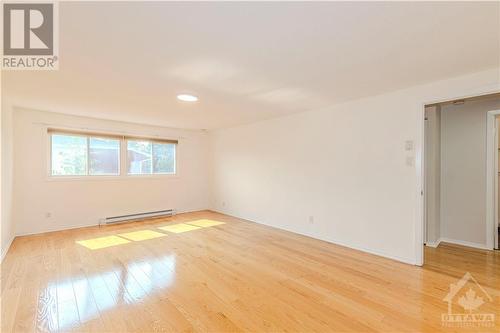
xmin=405 ymin=140 xmax=414 ymax=151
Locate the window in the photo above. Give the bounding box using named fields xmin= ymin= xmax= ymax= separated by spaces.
xmin=127 ymin=139 xmax=176 ymax=175
xmin=51 ymin=134 xmax=88 ymax=176
xmin=50 ymin=132 xmax=120 ymax=176
xmin=49 ymin=129 xmax=177 ymax=177
xmin=89 ymin=137 xmax=120 ymax=175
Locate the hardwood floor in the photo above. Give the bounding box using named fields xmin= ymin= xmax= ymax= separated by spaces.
xmin=1 ymin=210 xmax=499 ymax=332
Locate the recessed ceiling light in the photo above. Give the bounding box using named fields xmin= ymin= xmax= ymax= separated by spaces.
xmin=177 ymin=94 xmax=198 ymax=102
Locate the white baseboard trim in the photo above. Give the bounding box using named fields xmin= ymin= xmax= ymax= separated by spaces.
xmin=16 ymin=222 xmax=99 ymax=237
xmin=1 ymin=236 xmax=15 ymax=263
xmin=439 ymin=237 xmax=490 ymax=250
xmin=209 ymin=209 xmax=416 ymax=265
xmin=14 ymin=208 xmax=210 ymax=237
xmin=425 ymin=239 xmax=441 ymax=248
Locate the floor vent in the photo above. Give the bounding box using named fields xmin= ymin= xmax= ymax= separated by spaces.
xmin=101 ymin=209 xmax=175 ymax=225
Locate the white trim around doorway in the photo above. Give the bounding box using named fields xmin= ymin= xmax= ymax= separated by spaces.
xmin=486 ymin=109 xmax=500 ymax=250
xmin=418 ymin=92 xmax=500 ymax=266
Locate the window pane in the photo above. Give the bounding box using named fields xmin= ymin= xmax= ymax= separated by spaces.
xmin=153 ymin=142 xmax=176 ymax=174
xmin=51 ymin=134 xmax=87 ymax=176
xmin=89 ymin=137 xmax=120 ymax=175
xmin=127 ymin=140 xmax=152 ymax=174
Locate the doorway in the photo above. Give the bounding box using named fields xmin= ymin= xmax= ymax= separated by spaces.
xmin=423 ymin=94 xmax=500 ymax=263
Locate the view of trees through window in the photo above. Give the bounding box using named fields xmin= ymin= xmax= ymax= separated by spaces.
xmin=127 ymin=140 xmax=175 ymax=175
xmin=51 ymin=134 xmax=87 ymax=175
xmin=51 ymin=132 xmax=176 ymax=176
xmin=153 ymin=142 xmax=176 ymax=174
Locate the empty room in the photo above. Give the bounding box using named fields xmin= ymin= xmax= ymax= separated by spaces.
xmin=1 ymin=1 xmax=499 ymax=333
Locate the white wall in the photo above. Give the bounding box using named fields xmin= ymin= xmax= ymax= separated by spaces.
xmin=440 ymin=98 xmax=500 ymax=248
xmin=1 ymin=100 xmax=15 ymax=261
xmin=210 ymin=68 xmax=500 ymax=265
xmin=11 ymin=108 xmax=210 ymax=236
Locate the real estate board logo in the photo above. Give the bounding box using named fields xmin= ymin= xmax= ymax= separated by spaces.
xmin=441 ymin=272 xmax=495 ymax=328
xmin=2 ymin=2 xmax=58 ymax=70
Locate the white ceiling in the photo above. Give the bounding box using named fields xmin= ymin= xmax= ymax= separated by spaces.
xmin=3 ymin=1 xmax=499 ymax=130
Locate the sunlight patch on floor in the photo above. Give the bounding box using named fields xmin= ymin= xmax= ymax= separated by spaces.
xmin=76 ymin=219 xmax=227 ymax=250
xmin=158 ymin=223 xmax=202 ymax=234
xmin=119 ymin=230 xmax=167 ymax=241
xmin=76 ymin=235 xmax=130 ymax=250
xmin=187 ymin=219 xmax=226 ymax=227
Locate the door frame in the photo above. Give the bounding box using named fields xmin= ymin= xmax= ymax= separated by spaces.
xmin=486 ymin=109 xmax=500 ymax=250
xmin=418 ymin=93 xmax=500 ymax=267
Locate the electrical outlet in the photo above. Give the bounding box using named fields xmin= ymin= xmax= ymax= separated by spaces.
xmin=222 ymin=201 xmax=226 ymax=207
xmin=45 ymin=212 xmax=52 ymax=218
xmin=308 ymin=216 xmax=314 ymax=224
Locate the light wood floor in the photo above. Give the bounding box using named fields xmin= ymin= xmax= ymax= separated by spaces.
xmin=1 ymin=211 xmax=499 ymax=332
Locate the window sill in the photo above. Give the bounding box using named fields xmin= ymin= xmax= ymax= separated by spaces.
xmin=46 ymin=174 xmax=179 ymax=182
xmin=125 ymin=174 xmax=179 ymax=179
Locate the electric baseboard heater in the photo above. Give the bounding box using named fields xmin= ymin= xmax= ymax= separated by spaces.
xmin=101 ymin=209 xmax=175 ymax=225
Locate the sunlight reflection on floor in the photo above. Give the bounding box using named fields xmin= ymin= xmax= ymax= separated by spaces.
xmin=54 ymin=254 xmax=177 ymax=331
xmin=119 ymin=229 xmax=167 ymax=241
xmin=75 ymin=220 xmax=226 ymax=250
xmin=158 ymin=223 xmax=202 ymax=233
xmin=188 ymin=219 xmax=226 ymax=227
xmin=76 ymin=235 xmax=130 ymax=250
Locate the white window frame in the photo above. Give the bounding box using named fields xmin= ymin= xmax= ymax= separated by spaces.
xmin=125 ymin=138 xmax=177 ymax=176
xmin=47 ymin=128 xmax=179 ymax=181
xmin=49 ymin=131 xmax=121 ymax=178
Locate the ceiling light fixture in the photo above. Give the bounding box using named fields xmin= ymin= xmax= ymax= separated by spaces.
xmin=177 ymin=94 xmax=198 ymax=102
